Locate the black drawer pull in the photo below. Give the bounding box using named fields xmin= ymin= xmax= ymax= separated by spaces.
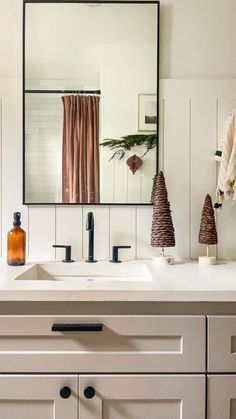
xmin=52 ymin=323 xmax=103 ymax=332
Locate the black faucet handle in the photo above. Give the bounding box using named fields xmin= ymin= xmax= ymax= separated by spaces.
xmin=110 ymin=245 xmax=131 ymax=263
xmin=53 ymin=245 xmax=74 ymax=263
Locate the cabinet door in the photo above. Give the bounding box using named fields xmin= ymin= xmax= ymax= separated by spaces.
xmin=79 ymin=374 xmax=205 ymax=419
xmin=208 ymin=316 xmax=236 ymax=372
xmin=0 ymin=375 xmax=78 ymax=419
xmin=208 ymin=375 xmax=236 ymax=419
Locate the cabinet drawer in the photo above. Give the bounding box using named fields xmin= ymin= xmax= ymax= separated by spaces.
xmin=208 ymin=316 xmax=236 ymax=372
xmin=0 ymin=315 xmax=205 ymax=373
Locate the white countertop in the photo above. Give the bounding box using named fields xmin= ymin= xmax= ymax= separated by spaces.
xmin=0 ymin=259 xmax=236 ymax=302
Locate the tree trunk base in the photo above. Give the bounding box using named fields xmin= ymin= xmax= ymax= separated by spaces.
xmin=198 ymin=256 xmax=216 ymax=266
xmin=152 ymin=255 xmax=174 ymax=265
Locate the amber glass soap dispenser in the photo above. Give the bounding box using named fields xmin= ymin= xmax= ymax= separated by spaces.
xmin=7 ymin=212 xmax=26 ymax=266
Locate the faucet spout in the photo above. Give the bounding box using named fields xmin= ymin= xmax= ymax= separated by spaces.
xmin=86 ymin=212 xmax=97 ymax=263
xmin=86 ymin=212 xmax=94 ymax=231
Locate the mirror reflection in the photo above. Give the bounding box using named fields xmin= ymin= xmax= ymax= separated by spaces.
xmin=24 ymin=2 xmax=158 ymax=204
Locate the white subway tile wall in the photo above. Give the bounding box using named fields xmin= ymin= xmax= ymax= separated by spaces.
xmin=25 ymin=93 xmax=63 ymax=202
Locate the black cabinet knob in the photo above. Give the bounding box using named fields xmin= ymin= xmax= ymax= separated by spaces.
xmin=60 ymin=386 xmax=71 ymax=399
xmin=84 ymin=386 xmax=95 ymax=399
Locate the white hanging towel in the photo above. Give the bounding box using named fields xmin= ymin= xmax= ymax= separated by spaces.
xmin=215 ymin=108 xmax=236 ymax=206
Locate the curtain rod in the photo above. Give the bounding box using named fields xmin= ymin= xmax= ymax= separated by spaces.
xmin=25 ymin=89 xmax=101 ymax=94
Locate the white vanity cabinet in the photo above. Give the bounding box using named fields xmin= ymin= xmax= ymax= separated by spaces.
xmin=0 ymin=314 xmax=206 ymax=419
xmin=0 ymin=375 xmax=78 ymax=419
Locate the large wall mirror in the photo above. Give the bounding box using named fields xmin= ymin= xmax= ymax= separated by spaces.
xmin=23 ymin=1 xmax=159 ymax=205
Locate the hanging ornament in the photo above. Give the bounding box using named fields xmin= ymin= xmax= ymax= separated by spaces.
xmin=126 ymin=154 xmax=143 ymax=174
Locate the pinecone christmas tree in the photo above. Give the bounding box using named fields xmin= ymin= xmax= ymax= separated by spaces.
xmin=151 ymin=171 xmax=175 ymax=250
xmin=198 ymin=194 xmax=218 ymax=245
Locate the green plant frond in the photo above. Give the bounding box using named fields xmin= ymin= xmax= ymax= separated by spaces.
xmin=108 ymin=150 xmax=125 ymax=161
xmin=100 ymin=139 xmax=119 ymax=147
xmin=100 ymin=133 xmax=157 ymax=160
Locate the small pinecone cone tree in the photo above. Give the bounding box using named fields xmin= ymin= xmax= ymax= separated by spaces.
xmin=198 ymin=194 xmax=218 ymax=245
xmin=151 ymin=171 xmax=175 ymax=248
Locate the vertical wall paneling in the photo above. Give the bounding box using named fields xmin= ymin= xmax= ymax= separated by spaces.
xmin=110 ymin=206 xmax=136 ymax=260
xmin=127 ymin=147 xmax=142 ymax=203
xmin=0 ymin=98 xmax=2 ymax=257
xmin=100 ymin=147 xmax=115 ymax=203
xmin=136 ymin=206 xmax=154 ymax=259
xmin=217 ymin=98 xmax=236 ymax=260
xmin=158 ymin=98 xmax=165 ymax=170
xmin=28 ymin=206 xmax=55 ymax=260
xmin=1 ymin=97 xmax=28 ymax=260
xmin=162 ymin=88 xmax=190 ymax=259
xmin=215 ymin=99 xmax=219 ymax=261
xmin=114 ymin=159 xmax=128 ymax=203
xmin=2 ymin=80 xmax=236 ymax=262
xmin=140 ymin=148 xmax=156 ymax=203
xmin=82 ymin=206 xmax=110 ymax=261
xmin=190 ymin=97 xmax=217 ymax=258
xmin=55 ymin=206 xmax=83 ymax=261
xmin=100 ymin=44 xmax=156 ymax=204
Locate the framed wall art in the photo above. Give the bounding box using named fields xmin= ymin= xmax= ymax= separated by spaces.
xmin=138 ymin=93 xmax=157 ymax=132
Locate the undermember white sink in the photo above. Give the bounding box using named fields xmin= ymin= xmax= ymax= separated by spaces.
xmin=15 ymin=262 xmax=152 ymax=282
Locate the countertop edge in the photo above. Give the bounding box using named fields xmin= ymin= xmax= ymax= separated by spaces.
xmin=1 ymin=289 xmax=236 ymax=302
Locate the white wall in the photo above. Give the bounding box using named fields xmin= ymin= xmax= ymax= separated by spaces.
xmin=2 ymin=0 xmax=236 ymax=80
xmin=160 ymin=0 xmax=236 ymax=78
xmin=0 ymin=0 xmax=236 ymax=261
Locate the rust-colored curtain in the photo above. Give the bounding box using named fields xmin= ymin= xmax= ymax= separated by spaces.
xmin=62 ymin=95 xmax=100 ymax=203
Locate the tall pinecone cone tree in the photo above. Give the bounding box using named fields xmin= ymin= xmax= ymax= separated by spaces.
xmin=198 ymin=194 xmax=218 ymax=245
xmin=151 ymin=171 xmax=175 ymax=249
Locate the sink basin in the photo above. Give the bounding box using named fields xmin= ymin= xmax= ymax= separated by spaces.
xmin=15 ymin=262 xmax=152 ymax=282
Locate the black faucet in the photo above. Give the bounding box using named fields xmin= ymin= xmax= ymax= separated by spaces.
xmin=52 ymin=245 xmax=74 ymax=263
xmin=110 ymin=245 xmax=131 ymax=263
xmin=86 ymin=212 xmax=97 ymax=263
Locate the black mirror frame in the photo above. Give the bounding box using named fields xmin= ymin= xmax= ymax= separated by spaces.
xmin=22 ymin=0 xmax=160 ymax=206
